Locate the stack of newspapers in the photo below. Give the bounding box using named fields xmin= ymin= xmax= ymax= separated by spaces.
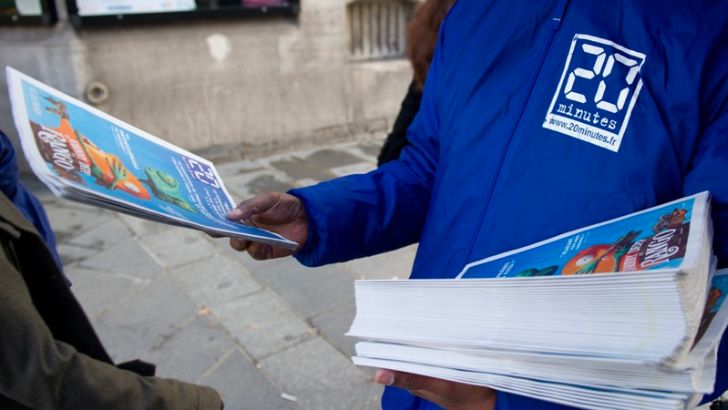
xmin=349 ymin=192 xmax=728 ymax=410
xmin=6 ymin=67 xmax=296 ymax=249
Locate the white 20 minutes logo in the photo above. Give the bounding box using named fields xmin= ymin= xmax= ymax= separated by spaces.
xmin=543 ymin=34 xmax=646 ymax=152
xmin=563 ymin=44 xmax=641 ymax=114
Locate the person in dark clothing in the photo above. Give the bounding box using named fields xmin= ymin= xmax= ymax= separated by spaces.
xmin=0 ymin=130 xmax=223 ymax=409
xmin=377 ymin=0 xmax=454 ymax=166
xmin=377 ymin=83 xmax=422 ymax=165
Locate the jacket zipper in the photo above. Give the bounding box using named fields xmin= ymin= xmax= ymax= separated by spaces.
xmin=461 ymin=0 xmax=572 ymax=267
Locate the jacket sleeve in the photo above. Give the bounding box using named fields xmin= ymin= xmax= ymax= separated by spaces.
xmin=290 ymin=27 xmax=446 ymax=267
xmin=683 ymin=110 xmax=728 ymax=403
xmin=0 ymin=252 xmax=222 ymax=410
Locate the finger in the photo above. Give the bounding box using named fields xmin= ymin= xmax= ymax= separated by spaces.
xmin=373 ymin=370 xmax=451 ymax=408
xmin=374 ymin=369 xmax=452 ymax=394
xmin=374 ymin=369 xmax=395 ymax=386
xmin=375 ymin=369 xmax=497 ymax=410
xmin=228 ymin=192 xmax=281 ymax=221
xmin=247 ymin=243 xmax=273 ymax=260
xmin=229 ymin=237 xmax=251 ymax=252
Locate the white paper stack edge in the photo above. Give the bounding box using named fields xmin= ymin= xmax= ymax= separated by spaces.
xmin=349 ymin=192 xmax=728 ymax=410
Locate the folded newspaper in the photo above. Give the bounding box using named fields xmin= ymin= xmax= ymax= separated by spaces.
xmin=349 ymin=192 xmax=727 ymax=410
xmin=6 ymin=67 xmax=297 ymax=249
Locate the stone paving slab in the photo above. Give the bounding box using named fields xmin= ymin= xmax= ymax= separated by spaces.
xmin=169 ymin=253 xmax=262 ymax=313
xmin=352 ymin=141 xmax=383 ymax=159
xmin=270 ymin=157 xmax=337 ymax=183
xmin=117 ymin=213 xmax=172 ymax=237
xmin=65 ymin=217 xmax=133 ymax=250
xmin=56 ymin=242 xmax=102 ymax=266
xmin=44 ymin=203 xmax=110 ymax=241
xmin=223 ymin=171 xmax=295 ymax=201
xmin=66 ymin=266 xmax=150 ymax=320
xmin=140 ymin=228 xmax=221 ymax=269
xmin=310 ymin=302 xmax=358 ymax=359
xmin=142 ymin=315 xmax=236 ymax=383
xmin=199 ymin=349 xmax=299 ymax=410
xmin=77 ymin=236 xmax=164 ymax=280
xmin=213 ymin=287 xmax=316 ymax=360
xmin=301 ymin=149 xmax=365 ymax=170
xmin=248 ymin=258 xmax=357 ymax=320
xmin=93 ymin=273 xmax=199 ymax=362
xmin=344 ymin=245 xmax=418 ymax=280
xmin=258 ymin=337 xmax=382 ymax=410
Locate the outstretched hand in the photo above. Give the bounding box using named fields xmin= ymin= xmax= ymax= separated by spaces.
xmin=228 ymin=192 xmax=308 ymax=260
xmin=374 ymin=369 xmax=496 ymax=410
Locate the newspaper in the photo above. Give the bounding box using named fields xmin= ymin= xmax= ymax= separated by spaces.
xmin=348 ymin=192 xmax=714 ymax=367
xmin=457 ymin=193 xmax=707 ymax=279
xmin=352 ymin=270 xmax=728 ymax=409
xmin=6 ymin=67 xmax=297 ymax=249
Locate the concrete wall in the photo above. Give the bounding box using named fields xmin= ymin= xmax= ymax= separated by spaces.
xmin=0 ymin=0 xmax=413 ymax=169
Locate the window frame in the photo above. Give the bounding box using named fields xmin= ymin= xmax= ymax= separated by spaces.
xmin=65 ymin=0 xmax=299 ymax=27
xmin=347 ymin=0 xmax=416 ymax=62
xmin=0 ymin=0 xmax=57 ymax=26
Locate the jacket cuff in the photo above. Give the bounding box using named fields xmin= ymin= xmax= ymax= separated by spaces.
xmin=288 ymin=187 xmax=322 ymax=267
xmin=195 ymin=385 xmax=223 ymax=410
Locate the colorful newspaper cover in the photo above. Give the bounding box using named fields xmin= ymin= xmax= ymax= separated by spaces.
xmin=459 ymin=194 xmax=703 ymax=279
xmin=7 ymin=67 xmax=295 ymax=247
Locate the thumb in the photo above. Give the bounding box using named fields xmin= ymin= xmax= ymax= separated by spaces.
xmin=374 ymin=369 xmax=452 ymax=393
xmin=374 ymin=369 xmax=396 ymax=386
xmin=228 ymin=192 xmax=281 ymax=221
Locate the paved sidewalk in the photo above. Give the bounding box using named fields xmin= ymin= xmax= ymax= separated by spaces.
xmin=32 ymin=137 xmax=417 ymax=410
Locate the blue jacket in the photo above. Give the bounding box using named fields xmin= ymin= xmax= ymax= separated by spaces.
xmin=291 ymin=0 xmax=728 ymax=408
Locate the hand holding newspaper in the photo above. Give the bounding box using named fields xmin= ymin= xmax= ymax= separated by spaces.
xmin=6 ymin=67 xmax=297 ymax=249
xmin=349 ymin=192 xmax=728 ymax=410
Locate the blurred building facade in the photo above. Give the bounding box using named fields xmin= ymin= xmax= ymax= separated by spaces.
xmin=0 ymin=0 xmax=415 ymax=169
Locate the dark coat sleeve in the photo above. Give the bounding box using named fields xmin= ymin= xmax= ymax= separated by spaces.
xmin=0 ymin=233 xmax=222 ymax=410
xmin=377 ymin=81 xmax=424 ymax=166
